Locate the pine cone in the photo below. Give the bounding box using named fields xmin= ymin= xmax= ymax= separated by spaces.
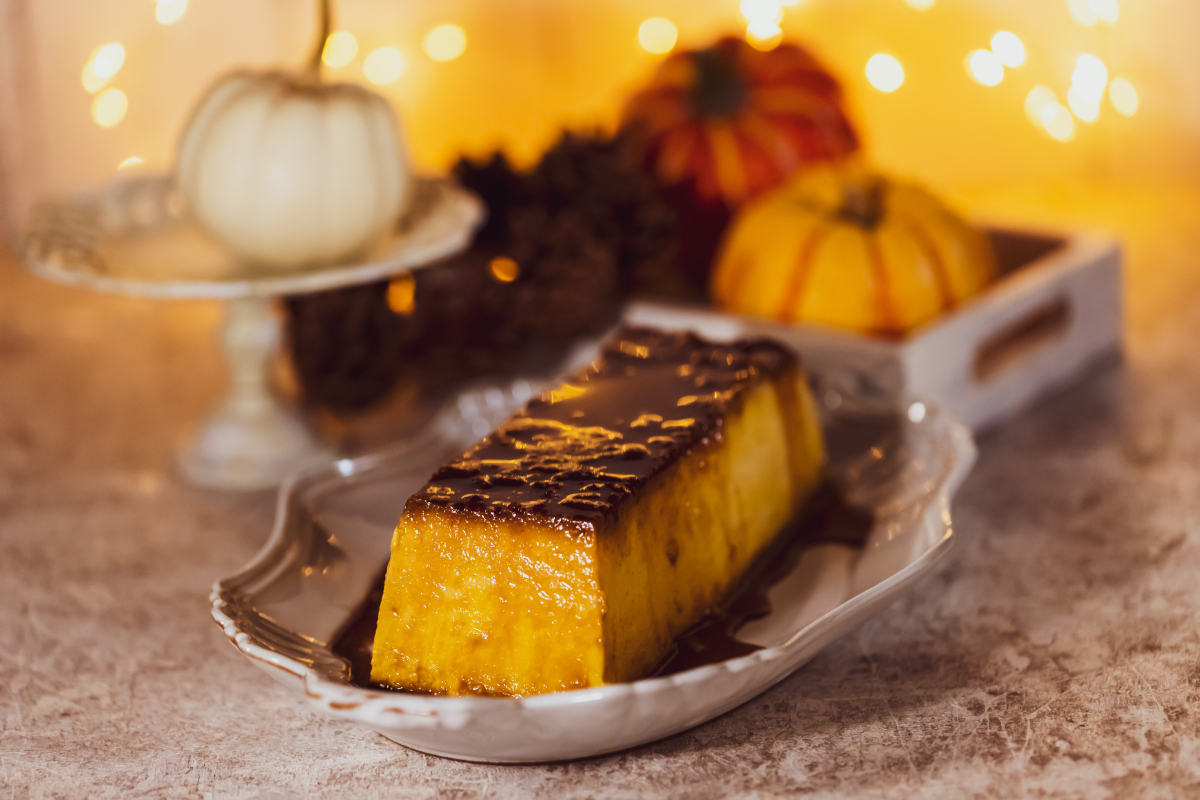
xmin=285 ymin=132 xmax=679 ymax=414
xmin=283 ymin=283 xmax=406 ymax=412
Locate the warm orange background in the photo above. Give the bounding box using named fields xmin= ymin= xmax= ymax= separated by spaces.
xmin=1 ymin=0 xmax=1198 ymax=226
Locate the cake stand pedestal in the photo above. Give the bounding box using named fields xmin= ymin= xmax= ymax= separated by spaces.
xmin=179 ymin=295 xmax=325 ymax=488
xmin=19 ymin=176 xmax=483 ymax=490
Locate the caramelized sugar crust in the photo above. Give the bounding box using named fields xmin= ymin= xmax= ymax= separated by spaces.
xmin=410 ymin=327 xmax=801 ymax=525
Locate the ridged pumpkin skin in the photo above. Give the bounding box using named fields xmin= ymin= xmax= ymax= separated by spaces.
xmin=177 ymin=71 xmax=412 ymax=271
xmin=620 ymin=37 xmax=859 ymax=207
xmin=710 ymin=166 xmax=996 ymax=337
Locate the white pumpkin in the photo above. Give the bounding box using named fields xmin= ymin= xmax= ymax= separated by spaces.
xmin=176 ymin=71 xmax=412 ymax=270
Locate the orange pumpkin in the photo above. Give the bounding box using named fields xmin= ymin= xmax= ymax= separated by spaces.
xmin=620 ymin=37 xmax=860 ymax=207
xmin=710 ymin=165 xmax=996 ymax=337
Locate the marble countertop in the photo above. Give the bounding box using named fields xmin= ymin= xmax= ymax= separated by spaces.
xmin=4 ymin=183 xmax=1200 ymax=798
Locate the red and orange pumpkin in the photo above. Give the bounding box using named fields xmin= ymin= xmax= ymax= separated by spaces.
xmin=620 ymin=36 xmax=860 ymax=207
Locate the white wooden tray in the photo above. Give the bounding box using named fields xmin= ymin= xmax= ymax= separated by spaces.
xmin=626 ymin=228 xmax=1122 ymax=433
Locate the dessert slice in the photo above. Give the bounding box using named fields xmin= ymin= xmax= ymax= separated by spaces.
xmin=371 ymin=327 xmax=825 ymax=696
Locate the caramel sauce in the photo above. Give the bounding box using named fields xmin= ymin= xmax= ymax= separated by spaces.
xmin=409 ymin=326 xmax=799 ymax=528
xmin=332 ymin=486 xmax=872 ymax=690
xmin=652 ymin=486 xmax=871 ymax=675
xmin=332 ymin=572 xmax=391 ymax=691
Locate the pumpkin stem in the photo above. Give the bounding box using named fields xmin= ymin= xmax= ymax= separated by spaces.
xmin=308 ymin=0 xmax=332 ymax=77
xmin=689 ymin=48 xmax=749 ymax=119
xmin=838 ymin=179 xmax=886 ymax=229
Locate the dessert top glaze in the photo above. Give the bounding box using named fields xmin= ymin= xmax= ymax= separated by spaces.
xmin=409 ymin=326 xmax=800 ymax=527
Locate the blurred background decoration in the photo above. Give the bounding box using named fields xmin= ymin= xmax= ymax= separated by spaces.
xmin=0 ymin=0 xmax=1195 ymax=232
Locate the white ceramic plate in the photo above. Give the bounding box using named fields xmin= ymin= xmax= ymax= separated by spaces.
xmin=211 ymin=379 xmax=975 ymax=763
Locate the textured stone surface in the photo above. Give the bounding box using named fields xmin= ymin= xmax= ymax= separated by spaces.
xmin=5 ymin=184 xmax=1200 ymax=798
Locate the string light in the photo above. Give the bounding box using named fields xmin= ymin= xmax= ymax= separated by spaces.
xmin=81 ymin=68 xmax=108 ymax=94
xmin=1090 ymin=0 xmax=1119 ymax=23
xmin=1041 ymin=102 xmax=1075 ymax=141
xmin=638 ymin=18 xmax=678 ymax=54
xmin=967 ymin=50 xmax=1004 ymax=86
xmin=1025 ymin=86 xmax=1073 ymax=141
xmin=488 ymin=257 xmax=520 ymax=283
xmin=363 ymin=47 xmax=405 ymax=85
xmin=741 ymin=0 xmax=783 ymax=50
xmin=322 ymin=32 xmax=359 ymax=68
xmin=1025 ymin=86 xmax=1058 ymax=126
xmin=865 ymin=54 xmax=904 ymax=93
xmin=92 ymin=88 xmax=128 ymax=128
xmin=1072 ymin=54 xmax=1108 ymax=103
xmin=1069 ymin=0 xmax=1119 ymax=26
xmin=155 ymin=0 xmax=187 ymax=25
xmin=740 ymin=0 xmax=782 ymax=24
xmin=387 ymin=274 xmax=416 ymax=315
xmin=1108 ymin=77 xmax=1138 ymax=116
xmin=424 ymin=24 xmax=467 ymax=62
xmin=82 ymin=71 xmax=105 ymax=94
xmin=1067 ymin=87 xmax=1100 ymax=122
xmin=1068 ymin=0 xmax=1097 ymax=26
xmin=746 ymin=20 xmax=783 ymax=50
xmin=990 ymin=32 xmax=1025 ymax=68
xmin=82 ymin=43 xmax=124 ymax=93
xmin=92 ymin=45 xmax=125 ymax=78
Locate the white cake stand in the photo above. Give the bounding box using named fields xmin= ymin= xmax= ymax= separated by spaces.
xmin=19 ymin=175 xmax=484 ymax=490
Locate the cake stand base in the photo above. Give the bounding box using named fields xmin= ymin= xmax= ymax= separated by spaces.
xmin=21 ymin=175 xmax=483 ymax=491
xmin=177 ymin=297 xmax=334 ymax=491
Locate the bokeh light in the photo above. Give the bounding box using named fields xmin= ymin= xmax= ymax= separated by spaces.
xmin=638 ymin=18 xmax=678 ymax=54
xmin=1026 ymin=86 xmax=1074 ymax=141
xmin=1072 ymin=54 xmax=1108 ymax=103
xmin=865 ymin=54 xmax=904 ymax=93
xmin=746 ymin=19 xmax=783 ymax=50
xmin=82 ymin=43 xmax=125 ymax=93
xmin=1041 ymin=103 xmax=1075 ymax=141
xmin=990 ymin=31 xmax=1025 ymax=68
xmin=1067 ymin=87 xmax=1100 ymax=122
xmin=488 ymin=257 xmax=520 ymax=283
xmin=1025 ymin=85 xmax=1058 ymax=126
xmin=741 ymin=0 xmax=783 ymax=49
xmin=1068 ymin=0 xmax=1097 ymax=26
xmin=81 ymin=67 xmax=108 ymax=94
xmin=967 ymin=50 xmax=1004 ymax=86
xmin=155 ymin=0 xmax=187 ymax=25
xmin=1090 ymin=0 xmax=1119 ymax=23
xmin=322 ymin=32 xmax=359 ymax=68
xmin=387 ymin=274 xmax=416 ymax=315
xmin=1108 ymin=77 xmax=1138 ymax=116
xmin=904 ymin=0 xmax=936 ymax=9
xmin=363 ymin=47 xmax=405 ymax=85
xmin=92 ymin=44 xmax=125 ymax=79
xmin=740 ymin=0 xmax=783 ymax=24
xmin=424 ymin=24 xmax=467 ymax=62
xmin=92 ymin=88 xmax=128 ymax=128
xmin=118 ymin=156 xmax=145 ymax=170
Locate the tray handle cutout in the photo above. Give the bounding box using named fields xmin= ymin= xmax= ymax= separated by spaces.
xmin=973 ymin=297 xmax=1071 ymax=382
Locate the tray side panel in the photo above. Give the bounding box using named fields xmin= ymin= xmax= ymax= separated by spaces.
xmin=902 ymin=235 xmax=1122 ymax=432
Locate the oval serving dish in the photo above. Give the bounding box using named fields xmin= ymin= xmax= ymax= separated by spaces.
xmin=211 ymin=378 xmax=975 ymax=764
